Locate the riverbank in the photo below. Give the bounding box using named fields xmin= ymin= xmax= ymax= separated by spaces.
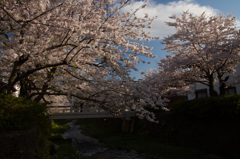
xmin=52 ymin=120 xmax=161 ymax=159
xmin=50 ymin=118 xmax=228 ymax=159
xmin=49 ymin=119 xmax=77 ymax=159
xmin=75 ymin=118 xmax=217 ymax=159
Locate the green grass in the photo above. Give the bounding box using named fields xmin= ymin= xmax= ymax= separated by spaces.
xmin=49 ymin=119 xmax=82 ymax=159
xmin=75 ymin=118 xmax=216 ymax=159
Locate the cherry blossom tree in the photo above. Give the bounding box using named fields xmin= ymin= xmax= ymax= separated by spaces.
xmin=0 ymin=0 xmax=162 ymax=121
xmin=141 ymin=57 xmax=193 ymax=108
xmin=162 ymin=11 xmax=240 ymax=96
xmin=62 ymin=77 xmax=163 ymax=122
xmin=145 ymin=59 xmax=192 ymax=97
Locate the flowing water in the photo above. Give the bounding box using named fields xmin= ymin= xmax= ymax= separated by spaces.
xmin=62 ymin=121 xmax=161 ymax=159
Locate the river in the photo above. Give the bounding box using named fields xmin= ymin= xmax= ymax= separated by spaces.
xmin=62 ymin=120 xmax=161 ymax=159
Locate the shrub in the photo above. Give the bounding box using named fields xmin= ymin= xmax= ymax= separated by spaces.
xmin=153 ymin=95 xmax=240 ymax=158
xmin=0 ymin=93 xmax=51 ymax=159
xmin=171 ymin=95 xmax=240 ymax=119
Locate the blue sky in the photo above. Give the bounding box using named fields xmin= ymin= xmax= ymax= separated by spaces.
xmin=127 ymin=0 xmax=240 ymax=79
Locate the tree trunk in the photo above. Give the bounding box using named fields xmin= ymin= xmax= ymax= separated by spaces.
xmin=19 ymin=77 xmax=29 ymax=97
xmin=208 ymin=74 xmax=218 ymax=96
xmin=219 ymin=82 xmax=226 ymax=96
xmin=7 ymin=55 xmax=29 ymax=94
xmin=218 ymin=75 xmax=229 ymax=96
xmin=34 ymin=67 xmax=57 ymax=102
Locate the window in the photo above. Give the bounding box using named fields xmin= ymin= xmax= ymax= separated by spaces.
xmin=224 ymin=87 xmax=236 ymax=95
xmin=195 ymin=89 xmax=208 ymax=99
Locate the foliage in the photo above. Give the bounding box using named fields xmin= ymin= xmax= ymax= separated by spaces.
xmin=133 ymin=95 xmax=240 ymax=158
xmin=0 ymin=0 xmax=154 ymax=98
xmin=0 ymin=0 xmax=162 ymax=122
xmin=0 ymin=93 xmax=50 ymax=131
xmin=171 ymin=95 xmax=240 ymax=119
xmin=155 ymin=95 xmax=240 ymax=158
xmin=50 ymin=120 xmax=71 ymax=136
xmin=158 ymin=11 xmax=240 ymax=96
xmin=0 ymin=93 xmax=51 ymax=158
xmin=143 ymin=68 xmax=192 ymax=97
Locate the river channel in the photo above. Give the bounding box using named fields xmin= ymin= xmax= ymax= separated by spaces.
xmin=62 ymin=120 xmax=161 ymax=159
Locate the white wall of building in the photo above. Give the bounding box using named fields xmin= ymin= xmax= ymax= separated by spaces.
xmin=188 ymin=65 xmax=240 ymax=100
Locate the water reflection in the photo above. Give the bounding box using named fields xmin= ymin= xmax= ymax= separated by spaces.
xmin=62 ymin=121 xmax=108 ymax=156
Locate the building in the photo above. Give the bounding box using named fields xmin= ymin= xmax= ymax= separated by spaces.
xmin=188 ymin=65 xmax=240 ymax=100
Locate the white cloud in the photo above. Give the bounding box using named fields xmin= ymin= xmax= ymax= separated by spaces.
xmin=236 ymin=20 xmax=240 ymax=29
xmin=121 ymin=0 xmax=219 ymax=39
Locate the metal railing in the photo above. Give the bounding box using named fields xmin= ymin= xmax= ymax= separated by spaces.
xmin=47 ymin=105 xmax=106 ymax=114
xmin=47 ymin=105 xmax=136 ymax=119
